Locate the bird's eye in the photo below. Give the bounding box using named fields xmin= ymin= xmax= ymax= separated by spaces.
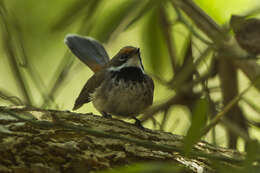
xmin=119 ymin=55 xmax=127 ymax=61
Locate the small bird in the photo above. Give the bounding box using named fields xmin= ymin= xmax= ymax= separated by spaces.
xmin=65 ymin=34 xmax=154 ymax=128
xmin=230 ymin=15 xmax=260 ymax=55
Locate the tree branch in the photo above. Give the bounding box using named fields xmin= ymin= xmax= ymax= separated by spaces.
xmin=171 ymin=0 xmax=260 ymax=91
xmin=171 ymin=0 xmax=228 ymax=45
xmin=0 ymin=106 xmax=246 ymax=172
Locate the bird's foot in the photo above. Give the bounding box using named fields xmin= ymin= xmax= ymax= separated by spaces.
xmin=102 ymin=112 xmax=112 ymax=118
xmin=134 ymin=117 xmax=144 ymax=129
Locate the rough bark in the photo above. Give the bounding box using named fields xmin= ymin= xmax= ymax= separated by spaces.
xmin=0 ymin=106 xmax=245 ymax=173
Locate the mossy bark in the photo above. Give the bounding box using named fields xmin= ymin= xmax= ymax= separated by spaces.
xmin=0 ymin=106 xmax=244 ymax=173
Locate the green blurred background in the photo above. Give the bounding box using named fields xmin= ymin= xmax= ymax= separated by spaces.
xmin=1 ymin=0 xmax=260 ymax=152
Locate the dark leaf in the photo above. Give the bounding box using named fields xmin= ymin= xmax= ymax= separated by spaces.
xmin=0 ymin=3 xmax=33 ymax=105
xmin=51 ymin=0 xmax=99 ymax=32
xmin=243 ymin=140 xmax=260 ymax=169
xmin=90 ymin=0 xmax=140 ymax=42
xmin=177 ymin=34 xmax=192 ymax=73
xmin=124 ymin=0 xmax=158 ymax=30
xmin=183 ymin=98 xmax=209 ymax=154
xmin=141 ymin=6 xmax=170 ymax=74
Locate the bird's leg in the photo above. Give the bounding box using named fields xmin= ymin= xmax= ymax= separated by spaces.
xmin=102 ymin=112 xmax=112 ymax=118
xmin=133 ymin=117 xmax=144 ymax=129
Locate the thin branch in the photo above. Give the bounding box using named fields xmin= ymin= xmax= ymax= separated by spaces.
xmin=0 ymin=89 xmax=23 ymax=105
xmin=148 ymin=73 xmax=170 ymax=86
xmin=0 ymin=8 xmax=32 ymax=105
xmin=159 ymin=6 xmax=177 ymax=73
xmin=173 ymin=6 xmax=212 ymax=45
xmin=171 ymin=0 xmax=260 ymax=93
xmin=41 ymin=51 xmax=74 ymax=108
xmin=201 ymin=77 xmax=257 ymax=137
xmin=221 ymin=118 xmax=251 ymax=143
xmin=12 ymin=14 xmax=56 ymax=107
xmin=171 ymin=0 xmax=228 ymax=45
xmin=242 ymin=97 xmax=260 ymax=115
xmin=142 ymin=72 xmax=211 ymax=121
xmin=42 ymin=11 xmax=99 ymax=108
xmin=233 ymin=59 xmax=260 ymax=91
xmin=169 ymin=46 xmax=212 ymax=88
xmin=160 ymin=108 xmax=169 ymax=131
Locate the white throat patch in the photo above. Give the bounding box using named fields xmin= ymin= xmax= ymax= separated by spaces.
xmin=108 ymin=55 xmax=145 ymax=73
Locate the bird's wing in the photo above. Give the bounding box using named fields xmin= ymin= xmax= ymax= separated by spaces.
xmin=73 ymin=70 xmax=105 ymax=110
xmin=145 ymin=75 xmax=154 ymax=106
xmin=65 ymin=34 xmax=109 ymax=72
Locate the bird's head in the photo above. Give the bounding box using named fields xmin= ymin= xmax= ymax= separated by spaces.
xmin=108 ymin=46 xmax=144 ymax=72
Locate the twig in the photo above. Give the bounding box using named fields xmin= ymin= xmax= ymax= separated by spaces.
xmin=0 ymin=89 xmax=23 ymax=105
xmin=169 ymin=46 xmax=212 ymax=88
xmin=221 ymin=118 xmax=251 ymax=142
xmin=41 ymin=51 xmax=74 ymax=108
xmin=159 ymin=6 xmax=177 ymax=73
xmin=0 ymin=7 xmax=32 ymax=105
xmin=142 ymin=72 xmax=211 ymax=121
xmin=173 ymin=6 xmax=212 ymax=45
xmin=12 ymin=14 xmax=55 ymax=107
xmin=149 ymin=73 xmax=170 ymax=86
xmin=242 ymin=97 xmax=260 ymax=115
xmin=201 ymin=77 xmax=258 ymax=137
xmin=42 ymin=11 xmax=98 ymax=108
xmin=160 ymin=108 xmax=169 ymax=131
xmin=171 ymin=0 xmax=260 ymax=93
xmin=171 ymin=0 xmax=228 ymax=45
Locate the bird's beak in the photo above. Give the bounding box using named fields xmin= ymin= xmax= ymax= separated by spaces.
xmin=126 ymin=48 xmax=143 ymax=70
xmin=135 ymin=48 xmax=140 ymax=54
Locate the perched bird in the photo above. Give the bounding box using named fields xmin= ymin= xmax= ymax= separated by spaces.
xmin=65 ymin=34 xmax=154 ymax=128
xmin=230 ymin=15 xmax=260 ymax=55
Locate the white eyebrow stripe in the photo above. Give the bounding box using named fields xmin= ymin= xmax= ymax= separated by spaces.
xmin=108 ymin=63 xmax=126 ymax=71
xmin=108 ymin=63 xmax=145 ymax=74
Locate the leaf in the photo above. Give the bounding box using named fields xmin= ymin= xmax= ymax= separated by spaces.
xmin=0 ymin=2 xmax=33 ymax=105
xmin=79 ymin=0 xmax=104 ymax=35
xmin=51 ymin=0 xmax=100 ymax=32
xmin=124 ymin=0 xmax=158 ymax=30
xmin=176 ymin=34 xmax=192 ymax=73
xmin=141 ymin=6 xmax=169 ymax=74
xmin=243 ymin=140 xmax=260 ymax=170
xmin=183 ymin=98 xmax=209 ymax=155
xmin=90 ymin=0 xmax=140 ymax=42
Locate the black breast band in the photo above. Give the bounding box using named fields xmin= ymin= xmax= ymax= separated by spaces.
xmin=110 ymin=67 xmax=145 ymax=82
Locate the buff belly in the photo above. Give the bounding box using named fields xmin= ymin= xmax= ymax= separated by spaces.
xmin=91 ymin=79 xmax=152 ymax=117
